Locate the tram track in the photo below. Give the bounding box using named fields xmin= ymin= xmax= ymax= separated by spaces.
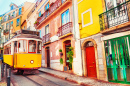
xmin=22 ymin=72 xmax=61 ymax=86
xmin=23 ymin=75 xmax=42 ymax=86
xmin=11 ymin=71 xmax=82 ymax=86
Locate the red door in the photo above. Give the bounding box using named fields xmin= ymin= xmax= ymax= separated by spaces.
xmin=86 ymin=46 xmax=97 ymax=78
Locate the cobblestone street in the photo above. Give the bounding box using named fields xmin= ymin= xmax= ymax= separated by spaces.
xmin=11 ymin=71 xmax=82 ymax=86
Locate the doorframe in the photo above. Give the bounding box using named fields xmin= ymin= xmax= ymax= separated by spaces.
xmin=81 ymin=38 xmax=99 ymax=79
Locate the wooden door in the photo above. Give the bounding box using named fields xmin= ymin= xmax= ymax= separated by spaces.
xmin=86 ymin=46 xmax=97 ymax=78
xmin=47 ymin=48 xmax=50 ymax=68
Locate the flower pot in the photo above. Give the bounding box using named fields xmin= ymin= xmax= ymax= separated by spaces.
xmin=60 ymin=52 xmax=63 ymax=56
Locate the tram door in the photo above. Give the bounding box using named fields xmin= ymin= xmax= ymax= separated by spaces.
xmin=105 ymin=36 xmax=130 ymax=83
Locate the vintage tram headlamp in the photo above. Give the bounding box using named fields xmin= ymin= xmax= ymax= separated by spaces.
xmin=30 ymin=60 xmax=34 ymax=64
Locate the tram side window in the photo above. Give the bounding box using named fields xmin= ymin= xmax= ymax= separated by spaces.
xmin=19 ymin=40 xmax=26 ymax=52
xmin=14 ymin=41 xmax=17 ymax=53
xmin=28 ymin=40 xmax=36 ymax=53
xmin=37 ymin=41 xmax=41 ymax=53
xmin=4 ymin=44 xmax=11 ymax=54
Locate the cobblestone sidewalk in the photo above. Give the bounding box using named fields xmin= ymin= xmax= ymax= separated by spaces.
xmin=39 ymin=67 xmax=129 ymax=86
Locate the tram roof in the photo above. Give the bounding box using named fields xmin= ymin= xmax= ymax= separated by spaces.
xmin=4 ymin=29 xmax=42 ymax=46
xmin=12 ymin=29 xmax=42 ymax=39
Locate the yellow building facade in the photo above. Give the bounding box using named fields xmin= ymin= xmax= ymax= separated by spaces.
xmin=77 ymin=0 xmax=108 ymax=81
xmin=77 ymin=0 xmax=103 ymax=38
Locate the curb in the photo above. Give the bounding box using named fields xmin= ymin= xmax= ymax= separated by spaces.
xmin=39 ymin=69 xmax=128 ymax=86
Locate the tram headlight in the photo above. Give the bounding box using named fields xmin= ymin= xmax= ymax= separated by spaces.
xmin=30 ymin=60 xmax=34 ymax=64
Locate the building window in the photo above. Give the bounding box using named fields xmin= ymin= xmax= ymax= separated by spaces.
xmin=61 ymin=0 xmax=66 ymax=3
xmin=39 ymin=30 xmax=42 ymax=38
xmin=45 ymin=3 xmax=49 ymax=11
xmin=11 ymin=21 xmax=13 ymax=26
xmin=19 ymin=8 xmax=22 ymax=15
xmin=17 ymin=18 xmax=20 ymax=26
xmin=11 ymin=5 xmax=14 ymax=10
xmin=61 ymin=9 xmax=69 ymax=25
xmin=39 ymin=11 xmax=41 ymax=17
xmin=28 ymin=40 xmax=36 ymax=53
xmin=45 ymin=25 xmax=49 ymax=35
xmin=4 ymin=16 xmax=7 ymax=21
xmin=13 ymin=11 xmax=15 ymax=17
xmin=6 ymin=23 xmax=9 ymax=29
xmin=105 ymin=0 xmax=124 ymax=10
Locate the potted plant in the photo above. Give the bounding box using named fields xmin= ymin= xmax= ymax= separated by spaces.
xmin=67 ymin=47 xmax=74 ymax=70
xmin=60 ymin=58 xmax=63 ymax=64
xmin=59 ymin=49 xmax=63 ymax=64
xmin=34 ymin=21 xmax=39 ymax=27
xmin=59 ymin=49 xmax=63 ymax=56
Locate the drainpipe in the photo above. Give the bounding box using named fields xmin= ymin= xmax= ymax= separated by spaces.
xmin=72 ymin=0 xmax=76 ymax=40
xmin=9 ymin=22 xmax=10 ymax=39
xmin=72 ymin=0 xmax=84 ymax=76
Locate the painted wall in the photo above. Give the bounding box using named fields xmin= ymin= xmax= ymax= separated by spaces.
xmin=77 ymin=0 xmax=103 ymax=38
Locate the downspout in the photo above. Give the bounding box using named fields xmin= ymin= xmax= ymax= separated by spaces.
xmin=72 ymin=0 xmax=76 ymax=40
xmin=72 ymin=0 xmax=84 ymax=76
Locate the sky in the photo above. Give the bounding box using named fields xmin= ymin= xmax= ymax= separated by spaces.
xmin=0 ymin=0 xmax=36 ymax=15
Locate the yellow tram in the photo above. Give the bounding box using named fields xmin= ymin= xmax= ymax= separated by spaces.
xmin=3 ymin=30 xmax=42 ymax=74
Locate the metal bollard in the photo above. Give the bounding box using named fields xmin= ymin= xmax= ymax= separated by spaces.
xmin=7 ymin=68 xmax=11 ymax=86
xmin=2 ymin=63 xmax=4 ymax=77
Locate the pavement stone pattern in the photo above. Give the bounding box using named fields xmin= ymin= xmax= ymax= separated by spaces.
xmin=39 ymin=67 xmax=129 ymax=86
xmin=0 ymin=82 xmax=6 ymax=86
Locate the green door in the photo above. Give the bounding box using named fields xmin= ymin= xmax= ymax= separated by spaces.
xmin=104 ymin=35 xmax=130 ymax=84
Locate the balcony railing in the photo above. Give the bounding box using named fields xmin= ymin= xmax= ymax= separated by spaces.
xmin=42 ymin=33 xmax=51 ymax=44
xmin=35 ymin=0 xmax=70 ymax=27
xmin=57 ymin=22 xmax=72 ymax=37
xmin=99 ymin=1 xmax=130 ymax=31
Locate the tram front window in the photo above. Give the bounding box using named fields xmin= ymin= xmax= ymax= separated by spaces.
xmin=19 ymin=40 xmax=26 ymax=53
xmin=29 ymin=40 xmax=36 ymax=53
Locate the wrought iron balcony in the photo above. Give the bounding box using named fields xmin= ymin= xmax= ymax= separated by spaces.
xmin=99 ymin=1 xmax=130 ymax=32
xmin=57 ymin=22 xmax=72 ymax=37
xmin=35 ymin=0 xmax=71 ymax=28
xmin=42 ymin=33 xmax=51 ymax=44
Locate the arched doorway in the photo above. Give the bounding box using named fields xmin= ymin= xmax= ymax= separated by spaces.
xmin=85 ymin=41 xmax=97 ymax=78
xmin=63 ymin=40 xmax=72 ymax=70
xmin=81 ymin=38 xmax=98 ymax=78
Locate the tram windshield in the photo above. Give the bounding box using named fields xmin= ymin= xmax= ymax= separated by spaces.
xmin=19 ymin=40 xmax=26 ymax=52
xmin=28 ymin=40 xmax=36 ymax=53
